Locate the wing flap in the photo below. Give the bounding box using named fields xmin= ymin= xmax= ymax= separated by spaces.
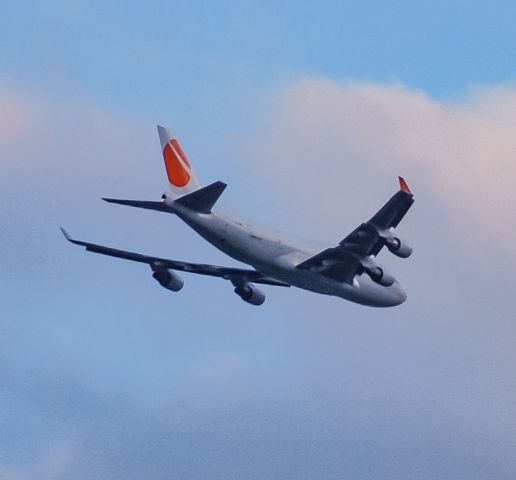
xmin=296 ymin=177 xmax=414 ymax=283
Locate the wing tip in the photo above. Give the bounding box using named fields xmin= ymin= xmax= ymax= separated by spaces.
xmin=398 ymin=176 xmax=412 ymax=194
xmin=60 ymin=227 xmax=72 ymax=241
xmin=60 ymin=227 xmax=85 ymax=247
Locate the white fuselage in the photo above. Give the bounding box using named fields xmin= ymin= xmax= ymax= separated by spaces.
xmin=170 ymin=203 xmax=407 ymax=307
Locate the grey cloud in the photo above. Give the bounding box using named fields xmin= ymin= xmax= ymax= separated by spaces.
xmin=2 ymin=80 xmax=516 ymax=480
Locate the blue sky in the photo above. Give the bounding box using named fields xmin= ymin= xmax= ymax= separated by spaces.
xmin=5 ymin=0 xmax=516 ymax=118
xmin=2 ymin=1 xmax=516 ymax=479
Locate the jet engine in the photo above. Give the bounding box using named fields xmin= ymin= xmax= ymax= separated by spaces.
xmin=364 ymin=266 xmax=396 ymax=287
xmin=384 ymin=236 xmax=413 ymax=258
xmin=152 ymin=268 xmax=184 ymax=292
xmin=234 ymin=283 xmax=266 ymax=306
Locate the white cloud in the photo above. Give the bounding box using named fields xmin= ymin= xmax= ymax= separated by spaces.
xmin=238 ymin=77 xmax=516 ymax=253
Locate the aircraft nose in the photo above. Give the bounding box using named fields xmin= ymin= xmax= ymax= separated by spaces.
xmin=397 ymin=288 xmax=407 ymax=304
xmin=392 ymin=282 xmax=407 ymax=306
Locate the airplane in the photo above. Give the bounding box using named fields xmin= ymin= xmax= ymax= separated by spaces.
xmin=61 ymin=125 xmax=414 ymax=307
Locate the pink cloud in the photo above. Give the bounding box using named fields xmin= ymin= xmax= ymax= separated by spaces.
xmin=237 ymin=77 xmax=516 ymax=254
xmin=0 ymin=83 xmax=154 ymax=200
xmin=0 ymin=88 xmax=24 ymax=146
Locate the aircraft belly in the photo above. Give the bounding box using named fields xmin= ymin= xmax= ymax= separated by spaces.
xmin=175 ymin=209 xmax=289 ymax=265
xmin=257 ymin=260 xmax=406 ymax=307
xmin=255 ymin=261 xmax=345 ymax=296
xmin=182 ymin=217 xmax=351 ymax=297
xmin=174 ymin=209 xmax=406 ymax=307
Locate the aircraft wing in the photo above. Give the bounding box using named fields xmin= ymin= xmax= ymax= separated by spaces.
xmin=296 ymin=177 xmax=414 ymax=283
xmin=60 ymin=228 xmax=289 ymax=287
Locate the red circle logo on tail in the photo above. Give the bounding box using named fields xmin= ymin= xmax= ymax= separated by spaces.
xmin=163 ymin=139 xmax=191 ymax=187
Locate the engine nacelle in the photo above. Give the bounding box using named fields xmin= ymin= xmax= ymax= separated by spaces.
xmin=234 ymin=283 xmax=266 ymax=306
xmin=152 ymin=268 xmax=184 ymax=292
xmin=365 ymin=266 xmax=396 ymax=287
xmin=385 ymin=236 xmax=413 ymax=258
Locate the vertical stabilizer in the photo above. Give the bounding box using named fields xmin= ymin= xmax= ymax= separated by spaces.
xmin=157 ymin=125 xmax=202 ymax=199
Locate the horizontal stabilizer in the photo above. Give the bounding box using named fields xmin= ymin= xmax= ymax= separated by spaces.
xmin=102 ymin=198 xmax=172 ymax=213
xmin=174 ymin=181 xmax=227 ymax=213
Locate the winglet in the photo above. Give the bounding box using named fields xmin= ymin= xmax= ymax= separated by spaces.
xmin=398 ymin=176 xmax=412 ymax=195
xmin=60 ymin=227 xmax=73 ymax=242
xmin=60 ymin=227 xmax=87 ymax=247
